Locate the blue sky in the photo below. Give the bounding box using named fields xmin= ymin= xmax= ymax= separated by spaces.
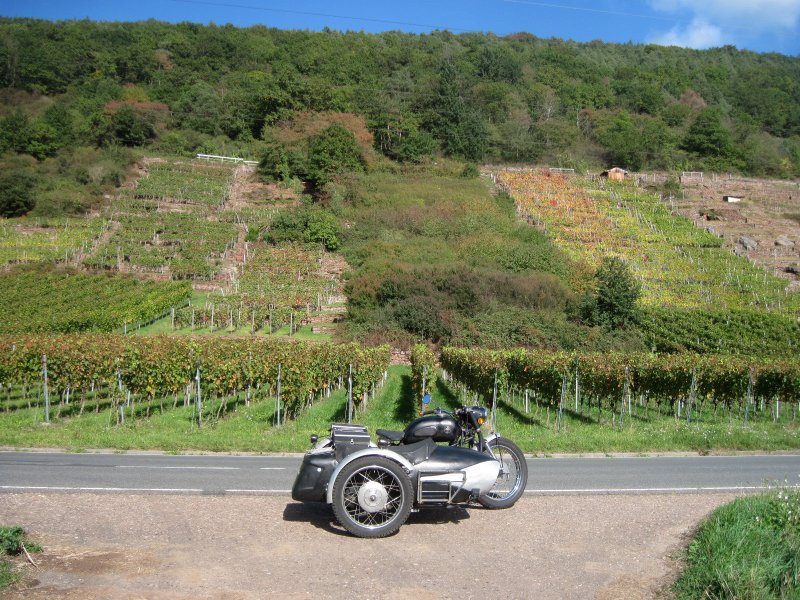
xmin=2 ymin=0 xmax=799 ymax=55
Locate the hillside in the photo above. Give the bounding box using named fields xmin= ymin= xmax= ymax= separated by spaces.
xmin=1 ymin=19 xmax=800 ymax=222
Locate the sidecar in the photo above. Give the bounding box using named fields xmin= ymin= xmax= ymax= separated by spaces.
xmin=291 ymin=423 xmax=500 ymax=538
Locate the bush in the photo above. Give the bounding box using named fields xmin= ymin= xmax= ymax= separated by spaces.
xmin=0 ymin=526 xmax=40 ymax=556
xmin=258 ymin=140 xmax=291 ymax=182
xmin=460 ymin=163 xmax=480 ymax=178
xmin=306 ymin=124 xmax=364 ymax=187
xmin=266 ymin=206 xmax=341 ymax=251
xmin=0 ymin=172 xmax=36 ymax=217
xmin=581 ymin=257 xmax=641 ymax=329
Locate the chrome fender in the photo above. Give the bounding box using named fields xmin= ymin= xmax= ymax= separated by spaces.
xmin=325 ymin=448 xmax=416 ymax=504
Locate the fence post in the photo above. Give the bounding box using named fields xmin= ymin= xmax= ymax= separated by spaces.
xmin=744 ymin=370 xmax=753 ymax=426
xmin=42 ymin=354 xmax=49 ymax=424
xmin=347 ymin=364 xmax=353 ymax=424
xmin=492 ymin=370 xmax=498 ymax=432
xmin=275 ymin=363 xmax=282 ymax=427
xmin=196 ymin=367 xmax=202 ymax=427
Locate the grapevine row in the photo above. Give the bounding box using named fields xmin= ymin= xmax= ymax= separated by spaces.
xmin=0 ymin=335 xmax=389 ymax=420
xmin=437 ymin=347 xmax=800 ymax=411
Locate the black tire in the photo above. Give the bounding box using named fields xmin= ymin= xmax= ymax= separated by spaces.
xmin=478 ymin=437 xmax=528 ymax=509
xmin=331 ymin=455 xmax=413 ymax=538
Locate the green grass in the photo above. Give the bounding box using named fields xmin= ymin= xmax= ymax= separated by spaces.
xmin=0 ymin=526 xmax=40 ymax=593
xmin=134 ymin=291 xmax=334 ymax=341
xmin=673 ymin=491 xmax=800 ymax=599
xmin=0 ymin=367 xmax=798 ymax=453
xmin=0 ymin=560 xmax=19 ymax=592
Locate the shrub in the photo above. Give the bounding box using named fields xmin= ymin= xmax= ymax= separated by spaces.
xmin=0 ymin=172 xmax=36 ymax=217
xmin=581 ymin=257 xmax=641 ymax=329
xmin=460 ymin=163 xmax=480 ymax=178
xmin=306 ymin=124 xmax=364 ymax=187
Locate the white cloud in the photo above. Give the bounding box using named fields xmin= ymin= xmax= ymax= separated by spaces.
xmin=648 ymin=0 xmax=800 ymax=49
xmin=651 ymin=18 xmax=724 ymax=49
xmin=650 ymin=0 xmax=800 ymax=32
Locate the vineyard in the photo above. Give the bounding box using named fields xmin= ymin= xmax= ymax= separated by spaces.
xmin=0 ymin=267 xmax=191 ymax=334
xmin=169 ymin=242 xmax=342 ymax=334
xmin=0 ymin=335 xmax=390 ymax=425
xmin=134 ymin=161 xmax=236 ymax=206
xmin=0 ymin=217 xmax=108 ymax=265
xmin=84 ymin=209 xmax=240 ymax=280
xmin=434 ymin=347 xmax=800 ymax=429
xmin=497 ymin=170 xmax=800 ymax=314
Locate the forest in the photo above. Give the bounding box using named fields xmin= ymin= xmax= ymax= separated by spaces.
xmin=1 ymin=18 xmax=800 ymax=217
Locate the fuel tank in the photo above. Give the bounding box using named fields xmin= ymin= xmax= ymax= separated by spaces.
xmin=403 ymin=413 xmax=460 ymax=444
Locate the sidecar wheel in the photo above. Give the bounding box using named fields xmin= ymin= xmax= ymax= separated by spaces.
xmin=478 ymin=437 xmax=528 ymax=509
xmin=331 ymin=456 xmax=413 ymax=538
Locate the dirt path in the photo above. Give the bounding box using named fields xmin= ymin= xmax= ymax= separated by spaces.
xmin=0 ymin=493 xmax=736 ymax=600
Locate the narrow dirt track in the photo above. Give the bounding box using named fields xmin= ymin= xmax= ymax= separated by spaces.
xmin=0 ymin=493 xmax=737 ymax=600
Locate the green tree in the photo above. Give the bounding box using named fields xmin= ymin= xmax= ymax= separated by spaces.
xmin=426 ymin=60 xmax=488 ymax=161
xmin=0 ymin=172 xmax=36 ymax=217
xmin=258 ymin=140 xmax=291 ymax=182
xmin=306 ymin=123 xmax=364 ymax=187
xmin=580 ymin=257 xmax=641 ymax=329
xmin=24 ymin=121 xmax=59 ymax=159
xmin=108 ymin=106 xmax=156 ymax=147
xmin=304 ymin=208 xmax=340 ymax=250
xmin=173 ymin=82 xmax=224 ymax=136
xmin=683 ymin=108 xmax=734 ymax=158
xmin=0 ymin=110 xmax=30 ymax=154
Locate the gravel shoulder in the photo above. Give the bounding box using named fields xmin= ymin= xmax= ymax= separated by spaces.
xmin=0 ymin=492 xmax=737 ymax=600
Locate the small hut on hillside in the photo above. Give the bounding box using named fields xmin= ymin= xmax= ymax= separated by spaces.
xmin=600 ymin=167 xmax=628 ymax=181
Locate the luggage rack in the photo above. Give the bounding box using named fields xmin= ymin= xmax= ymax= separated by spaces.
xmin=417 ymin=472 xmax=467 ymax=505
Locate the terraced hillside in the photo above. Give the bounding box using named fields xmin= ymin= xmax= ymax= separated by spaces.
xmin=497 ymin=169 xmax=800 ymax=316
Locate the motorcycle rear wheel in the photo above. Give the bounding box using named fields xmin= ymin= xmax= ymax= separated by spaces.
xmin=478 ymin=437 xmax=528 ymax=509
xmin=331 ymin=456 xmax=413 ymax=538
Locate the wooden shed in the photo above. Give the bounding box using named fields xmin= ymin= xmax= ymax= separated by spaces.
xmin=601 ymin=167 xmax=628 ymax=181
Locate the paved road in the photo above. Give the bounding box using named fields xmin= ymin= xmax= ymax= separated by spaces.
xmin=1 ymin=451 xmax=798 ymax=495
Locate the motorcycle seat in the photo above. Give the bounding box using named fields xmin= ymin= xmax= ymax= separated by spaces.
xmin=390 ymin=438 xmax=435 ymax=465
xmin=376 ymin=429 xmax=404 ymax=442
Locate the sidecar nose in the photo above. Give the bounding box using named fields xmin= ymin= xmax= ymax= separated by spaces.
xmin=463 ymin=458 xmax=501 ymax=496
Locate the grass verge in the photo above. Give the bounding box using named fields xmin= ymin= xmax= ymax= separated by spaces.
xmin=0 ymin=366 xmax=798 ymax=453
xmin=672 ymin=491 xmax=800 ymax=599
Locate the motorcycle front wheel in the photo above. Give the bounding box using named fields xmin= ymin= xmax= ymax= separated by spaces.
xmin=331 ymin=456 xmax=413 ymax=538
xmin=478 ymin=437 xmax=528 ymax=509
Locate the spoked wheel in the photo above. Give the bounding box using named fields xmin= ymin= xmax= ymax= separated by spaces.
xmin=478 ymin=437 xmax=528 ymax=509
xmin=331 ymin=456 xmax=413 ymax=538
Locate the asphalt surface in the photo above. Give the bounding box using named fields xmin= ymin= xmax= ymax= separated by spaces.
xmin=1 ymin=451 xmax=798 ymax=496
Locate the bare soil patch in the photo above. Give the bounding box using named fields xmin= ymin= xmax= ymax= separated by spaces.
xmin=0 ymin=492 xmax=736 ymax=600
xmin=669 ymin=175 xmax=800 ymax=286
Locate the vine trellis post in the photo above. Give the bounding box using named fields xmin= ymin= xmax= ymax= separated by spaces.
xmin=347 ymin=364 xmax=353 ymax=424
xmin=491 ymin=370 xmax=498 ymax=432
xmin=274 ymin=363 xmax=282 ymax=427
xmin=686 ymin=368 xmax=697 ymax=424
xmin=557 ymin=372 xmax=566 ymax=431
xmin=42 ymin=354 xmax=49 ymax=424
xmin=744 ymin=369 xmax=754 ymax=426
xmin=195 ymin=367 xmax=202 ymax=427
